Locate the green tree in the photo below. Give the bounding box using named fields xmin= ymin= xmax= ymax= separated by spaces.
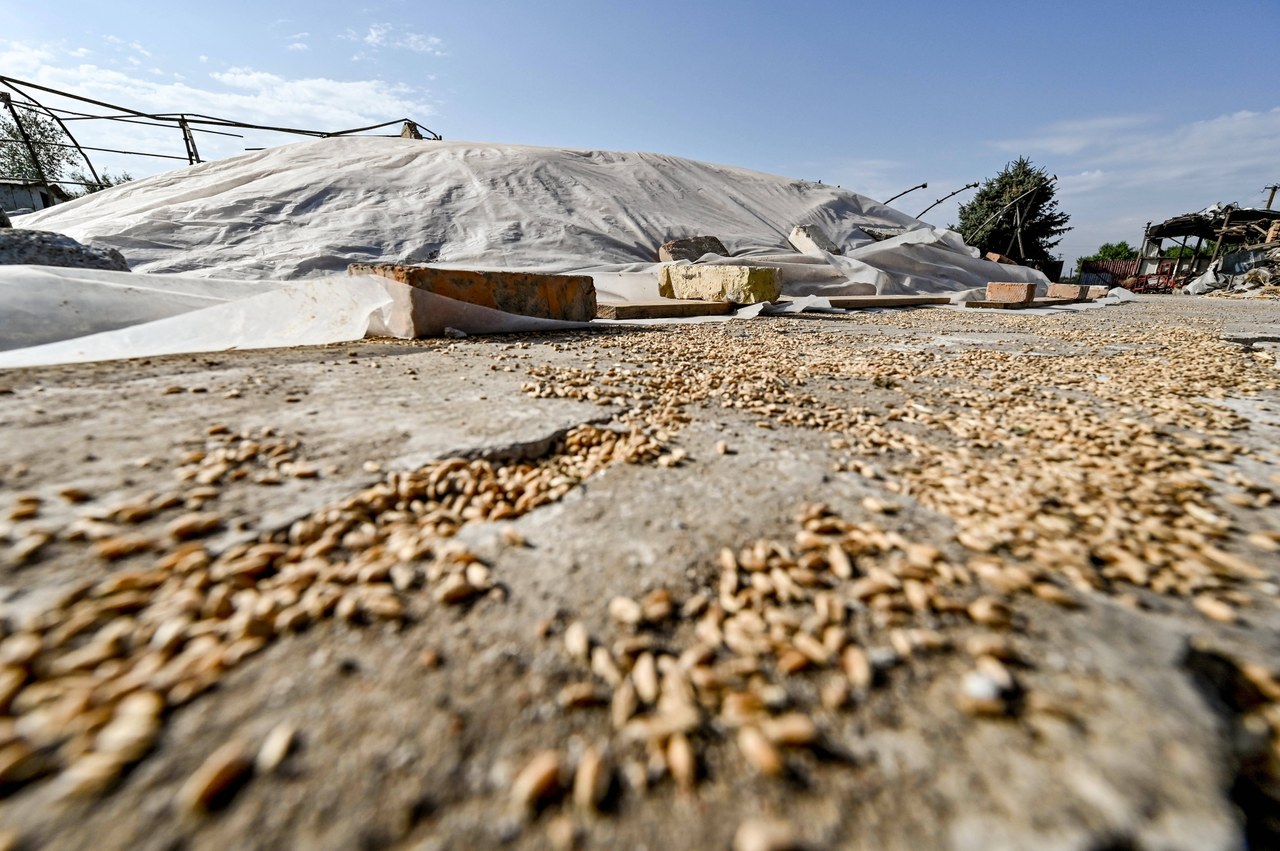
xmin=1091 ymin=241 xmax=1139 ymax=261
xmin=955 ymin=157 xmax=1071 ymax=262
xmin=67 ymin=167 xmax=134 ymax=197
xmin=1075 ymin=241 xmax=1138 ymax=275
xmin=1160 ymin=242 xmax=1216 ymax=259
xmin=0 ymin=109 xmax=77 ymax=185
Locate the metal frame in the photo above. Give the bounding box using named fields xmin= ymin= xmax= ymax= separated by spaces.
xmin=0 ymin=75 xmax=443 ymax=207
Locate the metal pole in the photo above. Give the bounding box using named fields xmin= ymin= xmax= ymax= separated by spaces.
xmin=962 ymin=176 xmax=1055 ymax=246
xmin=1 ymin=92 xmax=53 ymax=200
xmin=1209 ymin=209 xmax=1231 ymax=264
xmin=916 ymin=181 xmax=979 ymax=219
xmin=179 ymin=115 xmax=201 ymax=164
xmin=1 ymin=84 xmax=101 ymax=186
xmin=883 ymin=182 xmax=927 ymax=206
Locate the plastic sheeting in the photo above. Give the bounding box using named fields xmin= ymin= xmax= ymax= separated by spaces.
xmin=3 ymin=137 xmax=1058 ymax=368
xmin=0 ymin=267 xmax=592 ymax=369
xmin=20 ymin=137 xmax=1047 ymax=293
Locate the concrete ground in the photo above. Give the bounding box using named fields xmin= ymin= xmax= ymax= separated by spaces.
xmin=1 ymin=296 xmax=1280 ymax=851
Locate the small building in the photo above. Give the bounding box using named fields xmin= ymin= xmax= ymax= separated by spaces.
xmin=0 ymin=179 xmax=70 ymax=213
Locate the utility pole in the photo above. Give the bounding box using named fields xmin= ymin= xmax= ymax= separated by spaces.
xmin=1265 ymin=183 xmax=1278 ymax=211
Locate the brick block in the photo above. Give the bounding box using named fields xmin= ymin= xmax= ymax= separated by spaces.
xmin=348 ymin=264 xmax=596 ymax=322
xmin=984 ymin=252 xmax=1018 ymax=265
xmin=658 ymin=236 xmax=727 ymax=263
xmin=1087 ymin=286 xmax=1109 ymax=299
xmin=1047 ymin=283 xmax=1089 ymax=300
xmin=658 ymin=265 xmax=781 ymax=304
xmin=984 ymin=282 xmax=1036 ymax=304
xmin=788 ymin=224 xmax=842 ymax=256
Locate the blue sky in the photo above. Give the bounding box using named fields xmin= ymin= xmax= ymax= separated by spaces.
xmin=3 ymin=0 xmax=1278 ymax=267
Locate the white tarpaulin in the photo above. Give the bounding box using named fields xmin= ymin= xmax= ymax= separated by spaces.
xmin=3 ymin=137 xmax=1053 ymax=367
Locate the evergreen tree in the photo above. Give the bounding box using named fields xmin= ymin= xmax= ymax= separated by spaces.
xmin=955 ymin=157 xmax=1071 ymax=262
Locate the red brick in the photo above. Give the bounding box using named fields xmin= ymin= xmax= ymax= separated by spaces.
xmin=348 ymin=264 xmax=596 ymax=322
xmin=984 ymin=282 xmax=1036 ymax=303
xmin=1047 ymin=283 xmax=1089 ymax=300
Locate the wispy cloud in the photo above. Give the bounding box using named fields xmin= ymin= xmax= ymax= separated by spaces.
xmin=400 ymin=33 xmax=446 ymax=56
xmin=995 ymin=115 xmax=1155 ymax=157
xmin=342 ymin=23 xmax=447 ymax=58
xmin=286 ymin=42 xmax=309 ymax=52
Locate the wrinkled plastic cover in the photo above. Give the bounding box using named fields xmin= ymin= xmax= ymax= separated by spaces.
xmin=0 ymin=267 xmax=594 ymax=369
xmin=4 ymin=137 xmax=1057 ymax=368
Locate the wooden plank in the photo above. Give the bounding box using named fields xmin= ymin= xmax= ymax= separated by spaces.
xmin=595 ymin=300 xmax=733 ymax=320
xmin=788 ymin=295 xmax=952 ymax=309
xmin=964 ymin=298 xmax=1078 ymax=310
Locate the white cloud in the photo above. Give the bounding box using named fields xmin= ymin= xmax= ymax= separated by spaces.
xmin=342 ymin=23 xmax=447 ymax=57
xmin=995 ymin=107 xmax=1280 ymax=265
xmin=287 ymin=42 xmax=309 ymax=52
xmin=400 ymin=33 xmax=446 ymax=56
xmin=0 ymin=39 xmax=439 ymax=180
xmin=359 ymin=24 xmax=391 ymax=48
xmin=199 ymin=55 xmax=208 ymax=63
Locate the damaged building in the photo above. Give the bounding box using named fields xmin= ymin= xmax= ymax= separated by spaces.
xmin=1081 ymin=203 xmax=1280 ymax=295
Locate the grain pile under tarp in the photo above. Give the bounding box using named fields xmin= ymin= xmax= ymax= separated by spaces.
xmin=1 ymin=138 xmax=1050 ymax=366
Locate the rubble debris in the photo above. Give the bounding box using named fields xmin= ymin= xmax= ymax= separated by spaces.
xmin=1188 ymin=247 xmax=1280 ymax=297
xmin=658 ymin=265 xmax=781 ymax=304
xmin=658 ymin=236 xmax=728 ymax=263
xmin=0 ymin=229 xmax=129 ymax=272
xmin=788 ymin=224 xmax=842 ymax=256
xmin=347 ymin=263 xmax=597 ymax=322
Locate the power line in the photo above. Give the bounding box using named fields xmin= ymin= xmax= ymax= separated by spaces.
xmin=0 ymin=74 xmax=443 ymax=202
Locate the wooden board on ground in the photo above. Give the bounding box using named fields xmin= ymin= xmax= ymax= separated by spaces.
xmin=963 ymin=297 xmax=1081 ymax=310
xmin=596 ymin=300 xmax=734 ymax=320
xmin=790 ymin=295 xmax=953 ymax=309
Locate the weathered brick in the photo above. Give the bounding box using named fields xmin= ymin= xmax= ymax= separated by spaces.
xmin=984 ymin=282 xmax=1036 ymax=304
xmin=348 ymin=264 xmax=596 ymax=322
xmin=658 ymin=265 xmax=781 ymax=304
xmin=1087 ymin=285 xmax=1109 ymax=299
xmin=1047 ymin=283 xmax=1089 ymax=300
xmin=658 ymin=236 xmax=727 ymax=263
xmin=788 ymin=225 xmax=842 ymax=256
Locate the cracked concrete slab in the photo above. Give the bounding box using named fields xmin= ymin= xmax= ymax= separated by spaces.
xmin=2 ymin=297 xmax=1280 ymax=850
